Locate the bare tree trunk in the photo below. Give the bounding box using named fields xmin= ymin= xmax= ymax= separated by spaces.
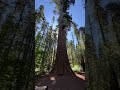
xmin=110 ymin=13 xmax=120 ymax=46
xmin=50 ymin=24 xmax=74 ymax=75
xmin=109 ymin=64 xmax=120 ymax=90
xmin=0 ymin=0 xmax=34 ymax=89
xmin=94 ymin=0 xmax=106 ymax=43
xmin=86 ymin=0 xmax=120 ymax=89
xmin=88 ymin=15 xmax=95 ymax=47
xmin=50 ymin=4 xmax=74 ymax=76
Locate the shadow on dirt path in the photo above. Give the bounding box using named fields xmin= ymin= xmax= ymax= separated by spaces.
xmin=35 ymin=73 xmax=85 ymax=90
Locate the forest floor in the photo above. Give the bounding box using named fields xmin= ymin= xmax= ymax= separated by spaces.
xmin=35 ymin=72 xmax=85 ymax=90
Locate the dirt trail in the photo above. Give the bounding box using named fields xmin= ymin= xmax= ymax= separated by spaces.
xmin=35 ymin=73 xmax=85 ymax=90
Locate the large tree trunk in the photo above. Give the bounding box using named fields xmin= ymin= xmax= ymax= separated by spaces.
xmin=110 ymin=13 xmax=120 ymax=46
xmin=109 ymin=64 xmax=120 ymax=90
xmin=50 ymin=4 xmax=74 ymax=76
xmin=86 ymin=0 xmax=120 ymax=89
xmin=0 ymin=0 xmax=34 ymax=89
xmin=50 ymin=26 xmax=74 ymax=75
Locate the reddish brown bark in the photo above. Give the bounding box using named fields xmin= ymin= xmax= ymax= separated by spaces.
xmin=50 ymin=3 xmax=74 ymax=75
xmin=50 ymin=24 xmax=74 ymax=76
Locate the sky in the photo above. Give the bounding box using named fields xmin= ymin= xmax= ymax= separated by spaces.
xmin=35 ymin=0 xmax=85 ymax=43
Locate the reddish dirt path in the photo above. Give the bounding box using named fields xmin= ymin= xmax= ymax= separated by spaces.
xmin=35 ymin=73 xmax=85 ymax=90
xmin=75 ymin=72 xmax=85 ymax=80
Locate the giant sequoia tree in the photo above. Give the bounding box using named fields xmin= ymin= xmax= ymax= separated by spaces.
xmin=86 ymin=0 xmax=120 ymax=89
xmin=0 ymin=0 xmax=34 ymax=89
xmin=50 ymin=0 xmax=75 ymax=75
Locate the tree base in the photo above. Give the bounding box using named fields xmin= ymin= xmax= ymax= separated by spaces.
xmin=50 ymin=60 xmax=75 ymax=76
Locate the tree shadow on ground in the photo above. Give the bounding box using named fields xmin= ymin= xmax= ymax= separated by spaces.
xmin=35 ymin=73 xmax=85 ymax=90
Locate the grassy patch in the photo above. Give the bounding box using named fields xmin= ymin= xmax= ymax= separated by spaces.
xmin=71 ymin=64 xmax=81 ymax=72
